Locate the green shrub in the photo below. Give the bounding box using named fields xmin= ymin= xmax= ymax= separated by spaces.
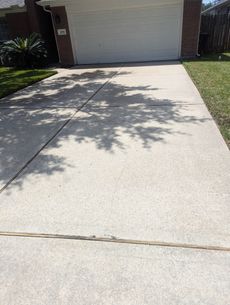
xmin=0 ymin=33 xmax=48 ymax=68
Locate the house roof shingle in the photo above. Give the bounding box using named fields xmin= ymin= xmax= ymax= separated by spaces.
xmin=0 ymin=0 xmax=25 ymax=9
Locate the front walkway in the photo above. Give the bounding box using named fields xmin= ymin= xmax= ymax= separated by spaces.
xmin=0 ymin=62 xmax=229 ymax=304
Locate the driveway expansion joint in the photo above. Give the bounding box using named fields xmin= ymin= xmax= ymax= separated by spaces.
xmin=0 ymin=231 xmax=229 ymax=253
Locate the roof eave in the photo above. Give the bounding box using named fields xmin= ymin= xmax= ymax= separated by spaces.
xmin=37 ymin=0 xmax=58 ymax=7
xmin=202 ymin=0 xmax=229 ymax=15
xmin=0 ymin=5 xmax=26 ymax=12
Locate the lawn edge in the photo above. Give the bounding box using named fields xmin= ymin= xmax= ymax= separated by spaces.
xmin=182 ymin=60 xmax=230 ymax=150
xmin=0 ymin=69 xmax=58 ymax=100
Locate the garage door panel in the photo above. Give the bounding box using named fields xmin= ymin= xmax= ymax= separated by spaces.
xmin=69 ymin=4 xmax=182 ymax=64
xmin=68 ymin=0 xmax=183 ymax=13
xmin=72 ymin=6 xmax=181 ymax=31
xmin=77 ymin=20 xmax=179 ymax=42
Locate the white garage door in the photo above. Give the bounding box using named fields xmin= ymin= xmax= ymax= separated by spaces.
xmin=68 ymin=1 xmax=183 ymax=64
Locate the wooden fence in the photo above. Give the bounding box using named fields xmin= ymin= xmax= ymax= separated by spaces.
xmin=199 ymin=14 xmax=230 ymax=53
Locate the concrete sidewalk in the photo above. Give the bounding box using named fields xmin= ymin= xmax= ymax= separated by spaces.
xmin=0 ymin=62 xmax=229 ymax=304
xmin=0 ymin=236 xmax=229 ymax=305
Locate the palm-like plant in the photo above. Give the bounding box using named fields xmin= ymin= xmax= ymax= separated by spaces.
xmin=0 ymin=33 xmax=48 ymax=68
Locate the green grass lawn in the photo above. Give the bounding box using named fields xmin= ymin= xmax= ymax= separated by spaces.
xmin=0 ymin=67 xmax=57 ymax=99
xmin=183 ymin=53 xmax=230 ymax=148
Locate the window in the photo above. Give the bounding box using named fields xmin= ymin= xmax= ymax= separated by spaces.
xmin=0 ymin=17 xmax=9 ymax=41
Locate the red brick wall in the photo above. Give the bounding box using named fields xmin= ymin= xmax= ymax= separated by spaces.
xmin=26 ymin=0 xmax=58 ymax=62
xmin=181 ymin=0 xmax=202 ymax=57
xmin=6 ymin=12 xmax=30 ymax=38
xmin=6 ymin=0 xmax=58 ymax=63
xmin=25 ymin=0 xmax=41 ymax=33
xmin=7 ymin=1 xmax=42 ymax=38
xmin=51 ymin=6 xmax=74 ymax=66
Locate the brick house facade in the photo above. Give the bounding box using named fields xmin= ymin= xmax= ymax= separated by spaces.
xmin=182 ymin=0 xmax=202 ymax=57
xmin=1 ymin=0 xmax=202 ymax=66
xmin=0 ymin=0 xmax=58 ymax=62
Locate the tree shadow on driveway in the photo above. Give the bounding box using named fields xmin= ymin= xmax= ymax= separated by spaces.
xmin=0 ymin=68 xmax=211 ymax=192
xmin=0 ymin=69 xmax=124 ymax=108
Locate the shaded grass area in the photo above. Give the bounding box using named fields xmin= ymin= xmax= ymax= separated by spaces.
xmin=0 ymin=67 xmax=57 ymax=99
xmin=183 ymin=53 xmax=230 ymax=148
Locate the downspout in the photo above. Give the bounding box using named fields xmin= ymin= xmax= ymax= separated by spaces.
xmin=42 ymin=5 xmax=61 ymax=64
xmin=196 ymin=0 xmax=203 ymax=57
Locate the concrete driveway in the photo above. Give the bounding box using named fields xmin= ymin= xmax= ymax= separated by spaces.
xmin=0 ymin=62 xmax=229 ymax=304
